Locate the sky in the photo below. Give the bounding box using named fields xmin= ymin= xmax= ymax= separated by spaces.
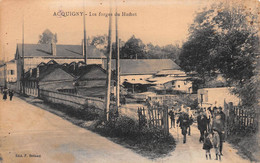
xmin=0 ymin=0 xmax=257 ymax=61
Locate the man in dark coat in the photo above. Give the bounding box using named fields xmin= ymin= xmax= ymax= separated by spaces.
xmin=9 ymin=90 xmax=14 ymax=101
xmin=197 ymin=110 xmax=208 ymax=142
xmin=212 ymin=107 xmax=226 ymax=156
xmin=177 ymin=112 xmax=190 ymax=144
xmin=168 ymin=109 xmax=175 ymax=128
xmin=2 ymin=89 xmax=7 ymax=100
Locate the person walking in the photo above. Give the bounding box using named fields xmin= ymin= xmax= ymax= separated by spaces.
xmin=212 ymin=107 xmax=226 ymax=156
xmin=187 ymin=107 xmax=193 ymax=135
xmin=168 ymin=109 xmax=175 ymax=128
xmin=177 ymin=112 xmax=190 ymax=144
xmin=2 ymin=88 xmax=7 ymax=100
xmin=197 ymin=110 xmax=208 ymax=142
xmin=203 ymin=132 xmax=213 ymax=160
xmin=9 ymin=90 xmax=14 ymax=101
xmin=212 ymin=129 xmax=221 ymax=160
xmin=206 ymin=107 xmax=212 ymax=131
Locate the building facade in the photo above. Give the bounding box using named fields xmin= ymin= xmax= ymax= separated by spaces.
xmin=15 ymin=43 xmax=106 ymax=91
xmin=23 ymin=60 xmax=75 ymax=97
xmin=0 ymin=60 xmax=17 ymax=90
xmin=197 ymin=87 xmax=240 ymax=108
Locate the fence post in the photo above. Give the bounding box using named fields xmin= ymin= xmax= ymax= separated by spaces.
xmin=151 ymin=106 xmax=155 ymax=127
xmin=154 ymin=108 xmax=158 ymax=127
xmin=147 ymin=106 xmax=151 ymax=128
xmin=164 ymin=106 xmax=169 ymax=135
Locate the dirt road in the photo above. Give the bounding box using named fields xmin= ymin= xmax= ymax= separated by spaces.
xmin=155 ymin=122 xmax=250 ymax=163
xmin=0 ymin=96 xmax=149 ymax=163
xmin=0 ymin=96 xmax=250 ymax=163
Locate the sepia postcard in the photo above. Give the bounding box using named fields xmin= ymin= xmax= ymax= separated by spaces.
xmin=0 ymin=0 xmax=259 ymax=162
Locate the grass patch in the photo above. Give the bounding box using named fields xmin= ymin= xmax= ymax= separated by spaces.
xmin=42 ymin=102 xmax=101 ymax=121
xmin=90 ymin=116 xmax=176 ymax=159
xmin=227 ymin=131 xmax=259 ymax=162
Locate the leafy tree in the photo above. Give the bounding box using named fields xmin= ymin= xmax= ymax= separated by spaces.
xmin=90 ymin=34 xmax=108 ymax=50
xmin=162 ymin=44 xmax=181 ymax=64
xmin=121 ymin=35 xmax=146 ymax=59
xmin=180 ymin=3 xmax=258 ymax=83
xmin=180 ymin=3 xmax=259 ymax=107
xmin=38 ymin=29 xmax=57 ymax=44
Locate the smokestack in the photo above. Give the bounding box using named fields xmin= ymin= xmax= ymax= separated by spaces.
xmin=51 ymin=39 xmax=56 ymax=56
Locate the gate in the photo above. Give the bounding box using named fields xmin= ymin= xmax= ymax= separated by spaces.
xmin=147 ymin=105 xmax=169 ymax=135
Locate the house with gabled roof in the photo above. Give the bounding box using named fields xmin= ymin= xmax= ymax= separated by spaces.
xmin=15 ymin=43 xmax=106 ymax=91
xmin=107 ymin=59 xmax=181 ymax=85
xmin=23 ymin=60 xmax=76 ymax=97
xmin=146 ymin=69 xmax=197 ymax=94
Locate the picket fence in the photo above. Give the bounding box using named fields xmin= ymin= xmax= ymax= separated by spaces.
xmin=225 ymin=102 xmax=258 ymax=135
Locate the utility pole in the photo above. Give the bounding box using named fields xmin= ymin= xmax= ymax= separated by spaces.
xmin=83 ymin=0 xmax=87 ymax=64
xmin=22 ymin=14 xmax=25 ymax=95
xmin=115 ymin=3 xmax=120 ymax=111
xmin=105 ymin=2 xmax=113 ymax=121
xmin=3 ymin=45 xmax=7 ymax=88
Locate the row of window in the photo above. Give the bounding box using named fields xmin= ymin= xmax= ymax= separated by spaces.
xmin=57 ymin=89 xmax=77 ymax=94
xmin=124 ymin=78 xmax=144 ymax=81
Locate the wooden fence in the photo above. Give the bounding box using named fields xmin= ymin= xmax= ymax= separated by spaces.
xmin=138 ymin=105 xmax=169 ymax=135
xmin=225 ymin=102 xmax=258 ymax=136
xmin=39 ymin=89 xmax=105 ymax=110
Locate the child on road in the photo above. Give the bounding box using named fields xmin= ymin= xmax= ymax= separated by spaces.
xmin=203 ymin=132 xmax=213 ymax=160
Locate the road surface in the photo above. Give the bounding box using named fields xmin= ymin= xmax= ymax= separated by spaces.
xmin=0 ymin=96 xmax=250 ymax=163
xmin=0 ymin=96 xmax=149 ymax=163
xmin=155 ymin=122 xmax=250 ymax=163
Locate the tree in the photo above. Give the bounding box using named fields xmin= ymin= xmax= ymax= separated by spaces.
xmin=90 ymin=34 xmax=108 ymax=50
xmin=121 ymin=35 xmax=146 ymax=59
xmin=180 ymin=3 xmax=259 ymax=107
xmin=38 ymin=29 xmax=57 ymax=44
xmin=162 ymin=44 xmax=181 ymax=64
xmin=180 ymin=3 xmax=258 ymax=83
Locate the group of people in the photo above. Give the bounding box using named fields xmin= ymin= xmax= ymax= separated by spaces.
xmin=169 ymin=105 xmax=226 ymax=161
xmin=2 ymin=88 xmax=14 ymax=101
xmin=169 ymin=106 xmax=193 ymax=144
xmin=198 ymin=107 xmax=226 ymax=160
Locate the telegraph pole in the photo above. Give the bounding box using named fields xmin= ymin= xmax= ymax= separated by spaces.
xmin=115 ymin=3 xmax=120 ymax=111
xmin=105 ymin=2 xmax=113 ymax=121
xmin=22 ymin=14 xmax=25 ymax=95
xmin=3 ymin=45 xmax=7 ymax=88
xmin=83 ymin=0 xmax=87 ymax=64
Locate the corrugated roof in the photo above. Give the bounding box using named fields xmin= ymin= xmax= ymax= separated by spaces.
xmin=106 ymin=59 xmax=180 ymax=75
xmin=16 ymin=44 xmax=106 ymax=59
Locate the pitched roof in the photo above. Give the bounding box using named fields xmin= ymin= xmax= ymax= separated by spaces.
xmin=108 ymin=59 xmax=181 ymax=75
xmin=77 ymin=64 xmax=107 ymax=80
xmin=24 ymin=61 xmax=74 ymax=81
xmin=16 ymin=44 xmax=106 ymax=59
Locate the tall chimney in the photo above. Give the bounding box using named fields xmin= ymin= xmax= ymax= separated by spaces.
xmin=51 ymin=39 xmax=56 ymax=56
